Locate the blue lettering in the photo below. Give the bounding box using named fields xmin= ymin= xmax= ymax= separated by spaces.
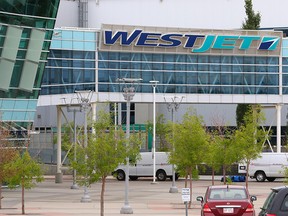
xmin=192 ymin=35 xmax=215 ymax=53
xmin=159 ymin=34 xmax=182 ymax=47
xmin=136 ymin=32 xmax=161 ymax=47
xmin=259 ymin=37 xmax=280 ymax=50
xmin=239 ymin=36 xmax=261 ymax=50
xmin=184 ymin=35 xmax=205 ymax=48
xmin=104 ymin=29 xmax=142 ymax=46
xmin=212 ymin=35 xmax=238 ymax=49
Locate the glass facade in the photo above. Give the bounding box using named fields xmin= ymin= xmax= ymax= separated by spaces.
xmin=41 ymin=29 xmax=97 ymax=95
xmin=0 ymin=0 xmax=60 ymax=125
xmin=41 ymin=28 xmax=288 ymax=100
xmin=98 ymin=52 xmax=280 ymax=95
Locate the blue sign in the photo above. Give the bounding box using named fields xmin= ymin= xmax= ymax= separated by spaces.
xmin=103 ymin=29 xmax=280 ymax=52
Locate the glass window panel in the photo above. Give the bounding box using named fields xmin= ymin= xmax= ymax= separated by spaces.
xmin=109 ymin=52 xmax=119 ymax=60
xmin=210 ymin=73 xmax=220 ymax=85
xmin=163 ymin=54 xmax=174 ymax=62
xmin=142 ymin=53 xmax=153 ymax=62
xmin=14 ymin=100 xmax=28 ymax=109
xmin=210 ymin=64 xmax=220 ymax=72
xmin=256 ymin=65 xmax=267 ymax=73
xmin=268 ymin=66 xmax=279 ymax=73
xmin=119 ymin=71 xmax=130 ymax=78
xmin=187 ymin=72 xmax=197 ymax=84
xmin=198 ymin=73 xmax=209 ymax=84
xmin=84 ymin=70 xmax=95 ymax=82
xmin=152 ymin=62 xmax=163 ymax=70
xmin=164 ymin=72 xmax=174 ymax=84
xmin=256 ymin=74 xmax=267 ymax=85
xmin=73 ymin=60 xmax=83 ymax=68
xmin=62 ymin=40 xmax=72 ymax=49
xmin=98 ymin=61 xmax=108 ymax=69
xmin=73 ymin=31 xmax=84 ymax=40
xmin=233 ymin=73 xmax=243 ymax=85
xmin=222 ymin=86 xmax=232 ymax=94
xmin=62 ymin=31 xmax=73 ymax=40
xmin=187 ymin=55 xmax=197 ymax=63
xmin=175 ymin=72 xmax=186 ymax=84
xmin=164 ymin=63 xmax=174 ymax=71
xmin=283 ymin=74 xmax=288 ymax=86
xmin=120 ymin=53 xmax=130 ymax=61
xmin=99 ymin=52 xmax=108 ymax=60
xmin=267 ymin=74 xmax=279 ymax=85
xmin=84 ymin=60 xmax=95 ymax=69
xmin=267 ymin=57 xmax=279 ymax=65
xmin=98 ymin=84 xmax=109 ymax=92
xmin=73 ymin=41 xmax=84 ymax=50
xmin=233 ymin=86 xmax=243 ymax=94
xmin=175 ymin=55 xmax=186 ymax=63
xmin=187 ymin=86 xmax=197 ymax=93
xmin=62 ymin=68 xmax=70 ymax=83
xmin=142 ymin=71 xmax=153 ymax=83
xmin=84 ymin=32 xmax=95 ymax=40
xmin=131 ymin=62 xmax=141 ymax=70
xmin=84 ymin=42 xmax=95 ymax=50
xmin=267 ymin=87 xmax=278 ymax=94
xmin=98 ymin=70 xmax=109 ymax=82
xmin=120 ymin=61 xmax=129 ymax=69
xmin=109 ymin=62 xmax=118 ymax=69
xmin=109 ymin=70 xmax=119 ymax=83
xmin=187 ymin=63 xmax=197 ymax=72
xmin=153 ymin=72 xmax=163 ymax=84
xmin=131 ymin=53 xmax=141 ymax=61
xmin=153 ymin=54 xmax=163 ymax=62
xmin=221 ymin=73 xmax=232 ymax=85
xmin=244 ymin=74 xmax=255 ymax=85
xmin=73 ymin=69 xmax=82 ymax=83
xmin=221 ymin=56 xmax=232 ymax=63
xmin=256 ymin=86 xmax=267 ymax=94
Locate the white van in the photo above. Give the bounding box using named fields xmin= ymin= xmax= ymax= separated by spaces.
xmin=238 ymin=153 xmax=288 ymax=182
xmin=113 ymin=152 xmax=178 ymax=181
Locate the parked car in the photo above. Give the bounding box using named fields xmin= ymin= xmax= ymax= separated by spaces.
xmin=259 ymin=186 xmax=288 ymax=216
xmin=196 ymin=185 xmax=257 ymax=216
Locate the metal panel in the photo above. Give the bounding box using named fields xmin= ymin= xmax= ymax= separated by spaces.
xmin=19 ymin=29 xmax=45 ymax=92
xmin=0 ymin=26 xmax=22 ymax=91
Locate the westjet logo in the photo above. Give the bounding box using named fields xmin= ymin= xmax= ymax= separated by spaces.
xmin=103 ymin=29 xmax=280 ymax=53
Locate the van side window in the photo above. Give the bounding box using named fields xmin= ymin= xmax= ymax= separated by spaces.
xmin=280 ymin=195 xmax=288 ymax=211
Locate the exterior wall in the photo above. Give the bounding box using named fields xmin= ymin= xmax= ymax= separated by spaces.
xmin=56 ymin=0 xmax=288 ymax=29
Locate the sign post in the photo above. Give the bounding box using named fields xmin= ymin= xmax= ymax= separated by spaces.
xmin=182 ymin=188 xmax=190 ymax=216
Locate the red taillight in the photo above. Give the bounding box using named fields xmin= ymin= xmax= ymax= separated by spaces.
xmin=203 ymin=203 xmax=212 ymax=212
xmin=266 ymin=214 xmax=276 ymax=216
xmin=245 ymin=203 xmax=254 ymax=213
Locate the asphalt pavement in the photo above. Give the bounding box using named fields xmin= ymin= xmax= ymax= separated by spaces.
xmin=0 ymin=175 xmax=284 ymax=216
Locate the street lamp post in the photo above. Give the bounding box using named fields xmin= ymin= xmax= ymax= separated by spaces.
xmin=67 ymin=106 xmax=81 ymax=190
xmin=75 ymin=90 xmax=93 ymax=203
xmin=164 ymin=96 xmax=184 ymax=193
xmin=150 ymin=80 xmax=158 ymax=184
xmin=117 ymin=78 xmax=142 ymax=214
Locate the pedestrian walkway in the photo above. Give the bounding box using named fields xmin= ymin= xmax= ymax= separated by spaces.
xmin=0 ymin=175 xmax=282 ymax=216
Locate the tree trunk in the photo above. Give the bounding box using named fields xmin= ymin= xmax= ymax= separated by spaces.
xmin=22 ymin=178 xmax=25 ymax=215
xmin=246 ymin=161 xmax=250 ymax=189
xmin=100 ymin=176 xmax=106 ymax=216
xmin=223 ymin=165 xmax=226 ymax=185
xmin=0 ymin=182 xmax=2 ymax=209
xmin=212 ymin=168 xmax=215 ymax=186
xmin=189 ymin=168 xmax=192 ymax=208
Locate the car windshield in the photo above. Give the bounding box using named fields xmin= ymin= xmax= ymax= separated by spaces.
xmin=261 ymin=190 xmax=277 ymax=210
xmin=209 ymin=188 xmax=248 ymax=200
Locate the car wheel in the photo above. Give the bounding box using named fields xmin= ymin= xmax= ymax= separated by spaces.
xmin=267 ymin=177 xmax=276 ymax=182
xmin=255 ymin=171 xmax=266 ymax=182
xmin=116 ymin=170 xmax=125 ymax=181
xmin=129 ymin=176 xmax=138 ymax=181
xmin=156 ymin=170 xmax=167 ymax=181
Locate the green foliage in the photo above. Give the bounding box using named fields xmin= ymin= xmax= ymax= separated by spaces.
xmin=284 ymin=167 xmax=288 ymax=185
xmin=146 ymin=114 xmax=170 ymax=151
xmin=4 ymin=151 xmax=44 ymax=189
xmin=168 ymin=110 xmax=209 ymax=178
xmin=236 ymin=104 xmax=252 ymax=127
xmin=234 ymin=106 xmax=267 ymax=163
xmin=242 ymin=0 xmax=261 ymax=30
xmin=70 ymin=110 xmax=142 ymax=186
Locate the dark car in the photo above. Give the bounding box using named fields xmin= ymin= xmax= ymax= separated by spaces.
xmin=259 ymin=186 xmax=288 ymax=216
xmin=197 ymin=185 xmax=257 ymax=216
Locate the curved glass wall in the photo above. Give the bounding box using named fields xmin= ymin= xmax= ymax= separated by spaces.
xmin=0 ymin=0 xmax=60 ymax=125
xmin=98 ymin=52 xmax=280 ymax=95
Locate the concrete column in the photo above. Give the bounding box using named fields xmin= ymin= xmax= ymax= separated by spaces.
xmin=55 ymin=105 xmax=63 ymax=183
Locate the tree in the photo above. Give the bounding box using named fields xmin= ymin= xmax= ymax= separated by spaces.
xmin=237 ymin=0 xmax=261 ymax=126
xmin=4 ymin=150 xmax=44 ymax=215
xmin=70 ymin=110 xmax=142 ymax=216
xmin=234 ymin=106 xmax=267 ymax=188
xmin=168 ymin=110 xmax=209 ymax=206
xmin=242 ymin=0 xmax=261 ymax=30
xmin=0 ymin=126 xmax=18 ymax=209
xmin=147 ymin=114 xmax=170 ymax=151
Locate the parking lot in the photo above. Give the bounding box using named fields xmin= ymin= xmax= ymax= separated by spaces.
xmin=0 ymin=175 xmax=284 ymax=216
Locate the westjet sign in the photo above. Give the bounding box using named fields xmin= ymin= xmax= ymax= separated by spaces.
xmin=103 ymin=29 xmax=280 ymax=53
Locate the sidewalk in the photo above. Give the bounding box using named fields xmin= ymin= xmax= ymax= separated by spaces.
xmin=0 ymin=175 xmax=281 ymax=216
